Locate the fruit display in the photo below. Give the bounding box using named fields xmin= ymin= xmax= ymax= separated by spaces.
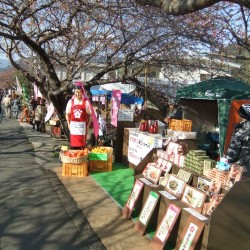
xmin=62 ymin=148 xmax=89 ymax=158
xmin=90 ymin=147 xmax=112 ymax=154
xmin=89 ymin=147 xmax=113 ymax=172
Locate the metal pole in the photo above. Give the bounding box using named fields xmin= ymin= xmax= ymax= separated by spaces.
xmin=144 ymin=66 xmax=148 ymax=119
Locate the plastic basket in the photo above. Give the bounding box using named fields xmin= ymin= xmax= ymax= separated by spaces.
xmin=89 ymin=147 xmax=113 ymax=172
xmin=60 ymin=150 xmax=88 ymax=164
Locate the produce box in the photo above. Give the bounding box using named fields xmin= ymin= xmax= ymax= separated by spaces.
xmin=60 ymin=149 xmax=89 ymax=164
xmin=89 ymin=147 xmax=113 ymax=172
xmin=169 ymin=119 xmax=192 ymax=132
xmin=62 ymin=162 xmax=88 ymax=177
xmin=60 ymin=149 xmax=89 ymax=177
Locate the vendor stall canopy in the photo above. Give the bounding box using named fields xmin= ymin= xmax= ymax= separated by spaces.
xmin=90 ymin=83 xmax=144 ymax=106
xmin=176 ymin=76 xmax=250 ymax=100
xmin=176 ymin=76 xmax=250 ymax=156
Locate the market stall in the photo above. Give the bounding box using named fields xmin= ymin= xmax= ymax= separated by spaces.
xmin=176 ymin=76 xmax=250 ymax=157
xmin=122 ymin=127 xmax=198 ymax=169
xmin=90 ymin=85 xmax=144 ymax=161
xmin=122 ymin=144 xmax=250 ymax=250
xmin=120 ymin=77 xmax=250 ymax=249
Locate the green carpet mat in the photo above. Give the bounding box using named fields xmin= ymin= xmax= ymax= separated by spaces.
xmin=90 ymin=162 xmax=174 ymax=250
xmin=90 ymin=162 xmax=134 ymax=207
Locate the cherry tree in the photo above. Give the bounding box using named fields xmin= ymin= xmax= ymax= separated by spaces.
xmin=0 ymin=1 xmax=248 ymax=139
xmin=135 ymin=0 xmax=250 ymax=15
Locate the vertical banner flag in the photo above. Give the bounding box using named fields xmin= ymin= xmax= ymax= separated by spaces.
xmin=111 ymin=90 xmax=122 ymax=127
xmin=45 ymin=102 xmax=55 ymax=123
xmin=16 ymin=76 xmax=22 ymax=95
xmin=34 ymin=83 xmax=43 ymax=99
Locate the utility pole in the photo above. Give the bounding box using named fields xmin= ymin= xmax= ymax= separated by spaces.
xmin=144 ymin=65 xmax=148 ymax=120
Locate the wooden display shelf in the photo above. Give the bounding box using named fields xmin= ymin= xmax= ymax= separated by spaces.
xmin=132 ymin=148 xmax=250 ymax=250
xmin=122 ymin=128 xmax=198 ymax=170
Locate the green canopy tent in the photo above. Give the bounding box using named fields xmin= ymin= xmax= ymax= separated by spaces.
xmin=176 ymin=77 xmax=250 ymax=157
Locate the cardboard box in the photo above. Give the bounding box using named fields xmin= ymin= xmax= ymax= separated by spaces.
xmin=169 ymin=119 xmax=192 ymax=132
xmin=89 ymin=147 xmax=113 ymax=172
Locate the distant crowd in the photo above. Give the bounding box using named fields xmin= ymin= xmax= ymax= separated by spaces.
xmin=0 ymin=90 xmax=48 ymax=133
xmin=0 ymin=90 xmax=22 ymax=119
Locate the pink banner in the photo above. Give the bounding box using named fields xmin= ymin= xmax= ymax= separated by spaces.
xmin=111 ymin=90 xmax=122 ymax=127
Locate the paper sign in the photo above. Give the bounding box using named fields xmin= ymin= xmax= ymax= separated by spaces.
xmin=183 ymin=208 xmax=208 ymax=221
xmin=139 ymin=191 xmax=159 ymax=225
xmin=158 ymin=190 xmax=177 ymax=200
xmin=153 ymin=204 xmax=181 ymax=243
xmin=118 ymin=109 xmax=134 ymax=121
xmin=134 ymin=191 xmax=160 ymax=236
xmin=128 ymin=130 xmax=163 ymax=165
xmin=144 ymin=164 xmax=162 ymax=184
xmin=175 ymin=216 xmax=205 ymax=250
xmin=88 ymin=153 xmax=108 ymax=161
xmin=111 ymin=90 xmax=121 ymax=127
xmin=197 ymin=177 xmax=212 ymax=194
xmin=139 ymin=177 xmax=154 ymax=186
xmin=123 ymin=180 xmax=144 ymax=219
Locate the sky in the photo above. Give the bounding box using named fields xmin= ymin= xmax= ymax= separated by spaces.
xmin=0 ymin=56 xmax=10 ymax=68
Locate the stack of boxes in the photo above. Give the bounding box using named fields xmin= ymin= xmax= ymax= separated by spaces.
xmin=208 ymin=168 xmax=229 ymax=186
xmin=184 ymin=150 xmax=210 ymax=175
xmin=203 ymin=159 xmax=216 ymax=176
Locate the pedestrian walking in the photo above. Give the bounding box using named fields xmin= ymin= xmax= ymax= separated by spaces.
xmin=2 ymin=94 xmax=12 ymax=118
xmin=11 ymin=94 xmax=20 ymax=119
xmin=33 ymin=98 xmax=47 ymax=132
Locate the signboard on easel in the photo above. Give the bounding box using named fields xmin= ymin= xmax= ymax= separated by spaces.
xmin=128 ymin=130 xmax=163 ymax=166
xmin=175 ymin=216 xmax=205 ymax=250
xmin=150 ymin=204 xmax=181 ymax=250
xmin=122 ymin=179 xmax=144 ymax=219
xmin=134 ymin=191 xmax=160 ymax=235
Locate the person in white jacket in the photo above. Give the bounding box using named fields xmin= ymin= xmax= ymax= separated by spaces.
xmin=3 ymin=94 xmax=12 ymax=118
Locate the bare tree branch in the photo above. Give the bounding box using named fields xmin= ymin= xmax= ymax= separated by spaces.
xmin=135 ymin=0 xmax=250 ymax=15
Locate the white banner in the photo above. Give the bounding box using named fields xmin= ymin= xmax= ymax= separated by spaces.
xmin=128 ymin=130 xmax=163 ymax=165
xmin=45 ymin=103 xmax=55 ymax=123
xmin=34 ymin=83 xmax=43 ymax=99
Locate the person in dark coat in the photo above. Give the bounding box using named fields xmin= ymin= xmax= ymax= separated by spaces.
xmin=164 ymin=99 xmax=183 ymax=124
xmin=226 ymin=104 xmax=250 ymax=173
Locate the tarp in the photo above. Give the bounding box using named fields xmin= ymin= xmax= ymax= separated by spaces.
xmin=90 ymin=90 xmax=144 ymax=105
xmin=176 ymin=77 xmax=250 ymax=156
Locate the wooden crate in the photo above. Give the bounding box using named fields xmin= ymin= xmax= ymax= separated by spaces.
xmin=62 ymin=162 xmax=88 ymax=177
xmin=169 ymin=119 xmax=192 ymax=131
xmin=89 ymin=147 xmax=113 ymax=172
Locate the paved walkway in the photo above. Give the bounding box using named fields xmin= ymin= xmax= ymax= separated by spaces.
xmin=1 ymin=117 xmax=152 ymax=249
xmin=0 ymin=118 xmax=105 ymax=250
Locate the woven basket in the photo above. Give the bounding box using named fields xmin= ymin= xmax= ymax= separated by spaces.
xmin=60 ymin=150 xmax=88 ymax=164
